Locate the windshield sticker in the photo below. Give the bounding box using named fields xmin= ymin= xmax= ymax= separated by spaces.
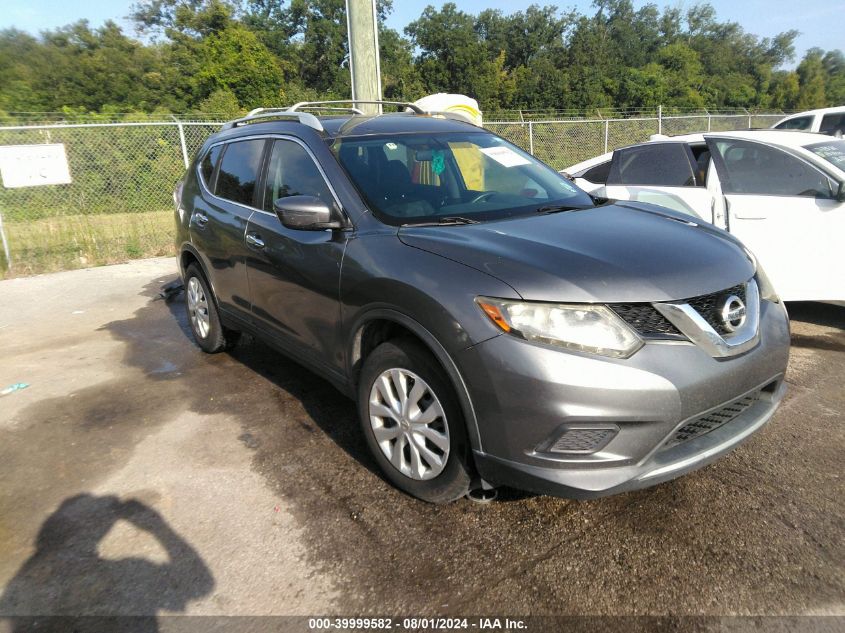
xmin=385 ymin=142 xmax=398 ymax=150
xmin=808 ymin=141 xmax=845 ymax=170
xmin=432 ymin=149 xmax=446 ymax=175
xmin=480 ymin=146 xmax=532 ymax=167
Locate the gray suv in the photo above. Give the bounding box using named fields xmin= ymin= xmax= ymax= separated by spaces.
xmin=174 ymin=102 xmax=790 ymax=503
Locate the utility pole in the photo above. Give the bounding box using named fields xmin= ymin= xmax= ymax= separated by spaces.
xmin=345 ymin=0 xmax=382 ymax=115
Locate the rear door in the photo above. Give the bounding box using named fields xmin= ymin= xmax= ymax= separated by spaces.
xmin=192 ymin=138 xmax=267 ymax=317
xmin=707 ymin=136 xmax=845 ymax=301
xmin=605 ymin=142 xmax=715 ymax=221
xmin=244 ymin=137 xmax=347 ymax=372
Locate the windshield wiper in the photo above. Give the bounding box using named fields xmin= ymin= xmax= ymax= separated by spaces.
xmin=402 ymin=216 xmax=481 ymax=227
xmin=536 ymin=204 xmax=589 ymax=215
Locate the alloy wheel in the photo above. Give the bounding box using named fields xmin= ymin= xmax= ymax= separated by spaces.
xmin=368 ymin=368 xmax=450 ymax=480
xmin=186 ymin=276 xmax=211 ymax=339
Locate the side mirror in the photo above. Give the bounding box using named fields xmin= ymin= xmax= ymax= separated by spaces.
xmin=837 ymin=181 xmax=845 ymax=203
xmin=273 ymin=195 xmax=342 ymax=230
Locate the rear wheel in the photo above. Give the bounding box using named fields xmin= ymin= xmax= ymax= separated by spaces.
xmin=357 ymin=338 xmax=472 ymax=503
xmin=184 ymin=263 xmax=239 ymax=353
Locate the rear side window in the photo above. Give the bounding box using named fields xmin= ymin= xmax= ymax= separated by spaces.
xmin=820 ymin=114 xmax=845 ymax=136
xmin=262 ymin=139 xmax=334 ymax=212
xmin=608 ymin=143 xmax=697 ymax=187
xmin=774 ymin=116 xmax=812 ymax=130
xmin=215 ymin=139 xmax=266 ymax=206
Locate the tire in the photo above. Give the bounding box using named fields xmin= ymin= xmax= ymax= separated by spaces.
xmin=357 ymin=337 xmax=472 ymax=503
xmin=184 ymin=263 xmax=239 ymax=353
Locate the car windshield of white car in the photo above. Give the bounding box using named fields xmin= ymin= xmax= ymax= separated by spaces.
xmin=333 ymin=132 xmax=595 ymax=226
xmin=807 ymin=140 xmax=845 ymax=172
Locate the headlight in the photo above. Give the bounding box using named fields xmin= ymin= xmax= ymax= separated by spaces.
xmin=476 ymin=297 xmax=643 ymax=358
xmin=743 ymin=246 xmax=780 ymax=303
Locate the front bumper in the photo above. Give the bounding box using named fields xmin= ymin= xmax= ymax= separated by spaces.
xmin=457 ymin=299 xmax=790 ymax=499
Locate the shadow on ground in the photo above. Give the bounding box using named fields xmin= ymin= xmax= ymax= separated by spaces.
xmin=0 ymin=494 xmax=213 ymax=632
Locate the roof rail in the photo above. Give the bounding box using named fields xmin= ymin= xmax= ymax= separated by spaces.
xmin=289 ymin=100 xmax=426 ymax=114
xmin=220 ymin=100 xmax=479 ymax=133
xmin=221 ymin=110 xmax=324 ymax=132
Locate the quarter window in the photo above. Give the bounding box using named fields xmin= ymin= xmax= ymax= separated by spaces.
xmin=215 ymin=139 xmax=266 ymax=206
xmin=607 ymin=143 xmax=698 ymax=187
xmin=199 ymin=144 xmax=222 ymax=188
xmin=713 ymin=139 xmax=834 ymax=198
xmin=581 ymin=161 xmax=611 ymax=184
xmin=262 ymin=140 xmax=334 ymax=212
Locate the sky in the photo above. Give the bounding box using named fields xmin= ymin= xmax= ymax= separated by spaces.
xmin=1 ymin=0 xmax=839 ymax=69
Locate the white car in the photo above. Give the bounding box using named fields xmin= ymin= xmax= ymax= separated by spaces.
xmin=564 ymin=131 xmax=845 ymax=302
xmin=771 ymin=106 xmax=845 ymax=136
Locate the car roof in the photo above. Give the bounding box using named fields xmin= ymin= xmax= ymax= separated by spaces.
xmin=211 ymin=111 xmax=483 ymax=145
xmin=318 ymin=112 xmax=482 ymax=138
xmin=669 ymin=130 xmax=830 ymax=147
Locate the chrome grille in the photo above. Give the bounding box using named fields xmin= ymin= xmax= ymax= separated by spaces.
xmin=663 ymin=390 xmax=761 ymax=449
xmin=687 ymin=283 xmax=746 ymax=335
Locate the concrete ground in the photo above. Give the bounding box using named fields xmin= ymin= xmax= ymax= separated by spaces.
xmin=0 ymin=258 xmax=842 ymax=622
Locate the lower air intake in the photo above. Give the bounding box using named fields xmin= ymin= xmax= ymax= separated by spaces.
xmin=664 ymin=390 xmax=761 ymax=449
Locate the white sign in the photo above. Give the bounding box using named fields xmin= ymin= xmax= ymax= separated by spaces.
xmin=480 ymin=146 xmax=532 ymax=168
xmin=0 ymin=143 xmax=72 ymax=188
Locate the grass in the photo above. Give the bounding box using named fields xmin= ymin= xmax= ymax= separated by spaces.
xmin=0 ymin=210 xmax=176 ymax=279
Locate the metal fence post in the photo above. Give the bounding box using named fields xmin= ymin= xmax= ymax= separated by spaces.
xmin=171 ymin=115 xmax=190 ymax=169
xmin=744 ymin=108 xmax=751 ymax=129
xmin=604 ymin=119 xmax=609 ymax=153
xmin=528 ymin=121 xmax=534 ymax=155
xmin=0 ymin=209 xmax=11 ymax=272
xmin=658 ymin=105 xmax=662 ymax=135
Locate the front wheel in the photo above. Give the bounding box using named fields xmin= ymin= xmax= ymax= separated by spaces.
xmin=357 ymin=338 xmax=472 ymax=503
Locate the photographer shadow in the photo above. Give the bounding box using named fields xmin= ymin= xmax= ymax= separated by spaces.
xmin=0 ymin=494 xmax=214 ymax=633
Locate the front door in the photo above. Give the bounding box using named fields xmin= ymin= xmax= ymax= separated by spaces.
xmin=707 ymin=137 xmax=845 ymax=301
xmin=245 ymin=138 xmax=348 ymax=372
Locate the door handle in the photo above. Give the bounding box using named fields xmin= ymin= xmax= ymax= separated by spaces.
xmin=192 ymin=212 xmax=209 ymax=227
xmin=245 ymin=233 xmax=265 ymax=248
xmin=725 ymin=198 xmax=767 ymax=220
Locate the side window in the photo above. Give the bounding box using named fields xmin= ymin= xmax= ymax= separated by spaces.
xmin=713 ymin=139 xmax=834 ymax=198
xmin=263 ymin=139 xmax=334 ymax=212
xmin=774 ymin=116 xmax=812 ymax=130
xmin=200 ymin=144 xmax=223 ymax=188
xmin=607 ymin=143 xmax=698 ymax=187
xmin=820 ymin=114 xmax=845 ymax=136
xmin=215 ymin=139 xmax=266 ymax=206
xmin=581 ymin=161 xmax=611 ymax=184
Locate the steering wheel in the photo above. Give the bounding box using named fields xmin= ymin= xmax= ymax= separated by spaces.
xmin=469 ymin=191 xmax=497 ymax=204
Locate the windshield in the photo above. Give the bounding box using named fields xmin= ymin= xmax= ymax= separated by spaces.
xmin=332 ymin=131 xmax=594 ymax=225
xmin=806 ymin=140 xmax=845 ymax=172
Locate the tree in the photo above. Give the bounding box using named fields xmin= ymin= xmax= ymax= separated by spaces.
xmin=797 ymin=48 xmax=827 ymax=110
xmin=0 ymin=0 xmax=840 ymax=116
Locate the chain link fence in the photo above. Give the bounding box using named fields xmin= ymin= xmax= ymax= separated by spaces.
xmin=0 ymin=110 xmax=787 ymax=278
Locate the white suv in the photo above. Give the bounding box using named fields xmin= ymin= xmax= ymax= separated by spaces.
xmin=772 ymin=106 xmax=845 ymax=137
xmin=564 ymin=131 xmax=845 ymax=303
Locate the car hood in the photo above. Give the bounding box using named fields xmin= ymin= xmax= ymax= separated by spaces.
xmin=397 ymin=201 xmax=754 ymax=303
